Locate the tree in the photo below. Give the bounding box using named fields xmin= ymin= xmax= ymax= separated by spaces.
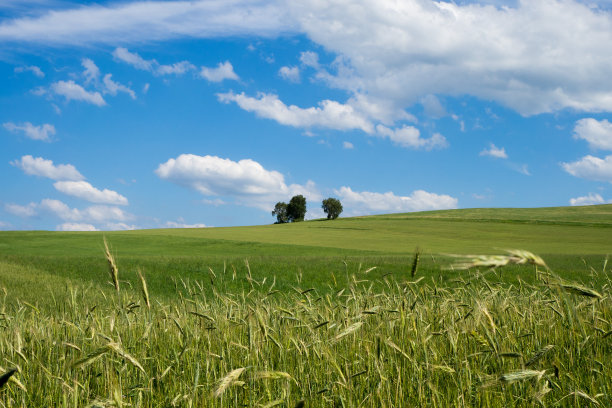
xmin=272 ymin=202 xmax=289 ymax=224
xmin=322 ymin=197 xmax=343 ymax=220
xmin=287 ymin=195 xmax=307 ymax=222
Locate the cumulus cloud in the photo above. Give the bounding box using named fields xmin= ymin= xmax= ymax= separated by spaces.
xmin=218 ymin=91 xmax=444 ymax=149
xmin=511 ymin=163 xmax=531 ymax=176
xmin=4 ymin=1 xmax=612 ymax=116
xmin=165 ymin=218 xmax=208 ymax=228
xmin=4 ymin=202 xmax=37 ymax=217
xmin=217 ymin=91 xmax=374 ymax=133
xmin=103 ymin=74 xmax=136 ymax=99
xmin=343 ymin=141 xmax=354 ymax=149
xmin=113 ymin=47 xmax=196 ymax=75
xmin=155 ymin=154 xmax=320 ymax=209
xmin=50 ymin=80 xmax=106 ymax=106
xmin=81 ymin=57 xmax=136 ymax=99
xmin=3 ymin=122 xmax=55 ymax=141
xmin=562 ymin=154 xmax=612 ymax=183
xmin=376 ymin=125 xmax=448 ymax=150
xmin=569 ymin=193 xmax=608 ymax=206
xmin=299 ymin=51 xmax=319 ymax=69
xmin=10 ymin=155 xmax=84 ymax=181
xmin=82 ymin=58 xmax=100 ymax=84
xmin=14 ymin=65 xmax=44 ymax=77
xmin=573 ymin=118 xmax=612 ymax=151
xmin=157 ymin=61 xmax=196 ymax=75
xmin=57 ymin=223 xmax=99 ymax=231
xmin=335 ymin=186 xmax=458 ymax=215
xmin=105 ymin=222 xmax=139 ymax=230
xmin=279 ymin=65 xmax=300 ymax=82
xmin=0 ymin=1 xmax=292 ymax=45
xmin=53 ymin=181 xmax=128 ymax=205
xmin=293 ymin=0 xmax=612 ymax=116
xmin=200 ymin=61 xmax=239 ymax=82
xmin=480 ymin=143 xmax=508 ymax=159
xmin=113 ymin=47 xmax=154 ymax=71
xmin=421 ymin=94 xmax=447 ymax=118
xmin=39 ymin=199 xmax=130 ymax=223
xmin=4 ymin=199 xmax=131 ymax=227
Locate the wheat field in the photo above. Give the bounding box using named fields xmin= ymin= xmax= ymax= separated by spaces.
xmin=0 ymin=245 xmax=609 ymax=407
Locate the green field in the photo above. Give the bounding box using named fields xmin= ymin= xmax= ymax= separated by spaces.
xmin=0 ymin=205 xmax=610 ymax=406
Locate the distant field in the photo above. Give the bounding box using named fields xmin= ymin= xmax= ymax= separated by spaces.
xmin=2 ymin=204 xmax=612 ymax=257
xmin=0 ymin=206 xmax=610 ymax=406
xmin=0 ymin=204 xmax=610 ymax=303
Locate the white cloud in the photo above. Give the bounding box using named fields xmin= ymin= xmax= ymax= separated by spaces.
xmin=0 ymin=1 xmax=292 ymax=45
xmin=569 ymin=193 xmax=608 ymax=206
xmin=562 ymin=154 xmax=612 ymax=183
xmin=113 ymin=47 xmax=154 ymax=71
xmin=50 ymin=80 xmax=106 ymax=106
xmin=299 ymin=51 xmax=319 ymax=69
xmin=480 ymin=143 xmax=508 ymax=159
xmin=573 ymin=118 xmax=612 ymax=150
xmin=421 ymin=94 xmax=447 ymax=118
xmin=57 ymin=223 xmax=99 ymax=231
xmin=292 ymin=0 xmax=612 ymax=115
xmin=217 ymin=91 xmax=374 ymax=133
xmin=512 ymin=163 xmax=531 ymax=176
xmin=165 ymin=218 xmax=208 ymax=228
xmin=157 ymin=61 xmax=196 ymax=75
xmin=155 ymin=154 xmax=320 ymax=209
xmin=376 ymin=125 xmax=448 ymax=150
xmin=113 ymin=47 xmax=196 ymax=76
xmin=4 ymin=202 xmax=37 ymax=217
xmin=10 ymin=155 xmax=84 ymax=181
xmin=6 ymin=199 xmax=132 ymax=229
xmin=14 ymin=65 xmax=44 ymax=77
xmin=103 ymin=74 xmax=136 ymax=99
xmin=279 ymin=65 xmax=300 ymax=82
xmin=5 ymin=1 xmax=612 ymax=116
xmin=39 ymin=199 xmax=130 ymax=223
xmin=105 ymin=222 xmax=138 ymax=230
xmin=3 ymin=122 xmax=55 ymax=141
xmin=292 ymin=0 xmax=612 ymax=116
xmin=53 ymin=181 xmax=128 ymax=205
xmin=200 ymin=61 xmax=239 ymax=82
xmin=218 ymin=92 xmax=442 ymax=149
xmin=343 ymin=141 xmax=354 ymax=149
xmin=82 ymin=58 xmax=100 ymax=84
xmin=0 ymin=221 xmax=11 ymax=230
xmin=203 ymin=198 xmax=226 ymax=206
xmin=335 ymin=186 xmax=458 ymax=216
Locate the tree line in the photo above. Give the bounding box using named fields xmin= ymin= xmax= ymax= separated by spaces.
xmin=272 ymin=195 xmax=343 ymax=224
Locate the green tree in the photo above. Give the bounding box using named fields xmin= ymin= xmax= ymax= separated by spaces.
xmin=287 ymin=195 xmax=307 ymax=222
xmin=272 ymin=202 xmax=289 ymax=224
xmin=322 ymin=197 xmax=343 ymax=220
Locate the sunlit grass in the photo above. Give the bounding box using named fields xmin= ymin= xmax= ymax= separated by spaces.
xmin=0 ymin=248 xmax=609 ymax=407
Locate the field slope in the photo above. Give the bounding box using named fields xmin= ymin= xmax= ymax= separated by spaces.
xmin=0 ymin=206 xmax=610 ymax=407
xmin=2 ymin=204 xmax=612 ymax=257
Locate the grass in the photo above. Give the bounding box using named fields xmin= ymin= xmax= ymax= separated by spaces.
xmin=0 ymin=205 xmax=610 ymax=406
xmin=0 ymin=249 xmax=609 ymax=407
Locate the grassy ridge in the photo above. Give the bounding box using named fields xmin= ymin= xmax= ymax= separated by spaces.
xmin=0 ymin=252 xmax=609 ymax=407
xmin=0 ymin=205 xmax=610 ymax=406
xmin=0 ymin=205 xmax=610 ymax=305
xmin=2 ymin=204 xmax=612 ymax=257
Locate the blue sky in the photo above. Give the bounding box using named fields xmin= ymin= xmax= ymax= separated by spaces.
xmin=2 ymin=0 xmax=612 ymax=231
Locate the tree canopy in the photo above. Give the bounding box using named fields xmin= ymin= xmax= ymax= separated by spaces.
xmin=271 ymin=202 xmax=289 ymax=224
xmin=272 ymin=195 xmax=307 ymax=223
xmin=287 ymin=195 xmax=307 ymax=222
xmin=322 ymin=197 xmax=343 ymax=220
